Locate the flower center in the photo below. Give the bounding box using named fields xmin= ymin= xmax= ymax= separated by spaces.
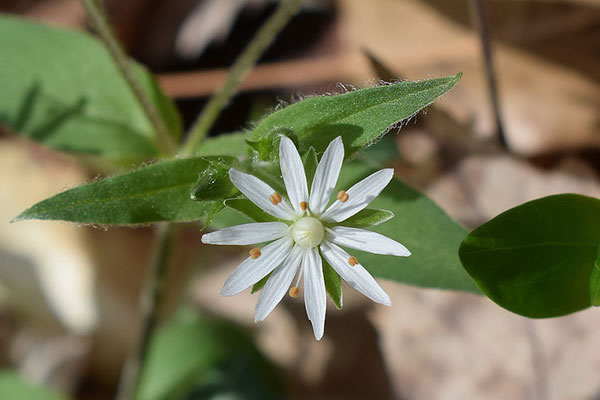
xmin=291 ymin=217 xmax=324 ymax=248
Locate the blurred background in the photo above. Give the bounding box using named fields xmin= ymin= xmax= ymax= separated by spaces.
xmin=1 ymin=0 xmax=599 ymax=399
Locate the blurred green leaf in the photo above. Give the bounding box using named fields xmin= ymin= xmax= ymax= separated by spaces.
xmin=0 ymin=15 xmax=181 ymax=162
xmin=337 ymin=162 xmax=477 ymax=293
xmin=138 ymin=312 xmax=282 ymax=400
xmin=460 ymin=194 xmax=600 ymax=317
xmin=196 ymin=132 xmax=248 ymax=158
xmin=0 ymin=372 xmax=68 ymax=400
xmin=249 ymin=73 xmax=461 ymax=158
xmin=590 ymin=246 xmax=600 ymax=307
xmin=323 ymin=259 xmax=343 ymax=309
xmin=14 ymin=157 xmax=230 ymax=225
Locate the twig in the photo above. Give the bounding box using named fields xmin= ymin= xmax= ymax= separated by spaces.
xmin=468 ymin=0 xmax=508 ymax=150
xmin=115 ymin=223 xmax=176 ymax=400
xmin=180 ymin=0 xmax=303 ymax=156
xmin=80 ymin=0 xmax=177 ymax=156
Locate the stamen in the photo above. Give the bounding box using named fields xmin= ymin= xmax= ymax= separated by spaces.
xmin=300 ymin=201 xmax=307 ymax=211
xmin=249 ymin=247 xmax=261 ymax=259
xmin=348 ymin=256 xmax=358 ymax=266
xmin=337 ymin=190 xmax=349 ymax=203
xmin=289 ymin=286 xmax=299 ymax=298
xmin=269 ymin=192 xmax=282 ymax=205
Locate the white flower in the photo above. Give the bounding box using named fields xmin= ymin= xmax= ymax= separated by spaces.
xmin=201 ymin=136 xmax=410 ymax=340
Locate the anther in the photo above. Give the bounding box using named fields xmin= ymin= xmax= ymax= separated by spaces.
xmin=300 ymin=201 xmax=307 ymax=211
xmin=337 ymin=190 xmax=349 ymax=203
xmin=348 ymin=256 xmax=358 ymax=266
xmin=269 ymin=192 xmax=282 ymax=205
xmin=249 ymin=247 xmax=261 ymax=259
xmin=289 ymin=286 xmax=299 ymax=298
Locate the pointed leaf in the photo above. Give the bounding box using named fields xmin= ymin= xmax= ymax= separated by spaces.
xmin=14 ymin=157 xmax=230 ymax=225
xmin=460 ymin=194 xmax=600 ymax=317
xmin=250 ymin=73 xmax=461 ymax=158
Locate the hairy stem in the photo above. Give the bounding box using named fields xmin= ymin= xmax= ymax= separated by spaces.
xmin=80 ymin=0 xmax=177 ymax=155
xmin=115 ymin=223 xmax=177 ymax=400
xmin=180 ymin=0 xmax=303 ymax=156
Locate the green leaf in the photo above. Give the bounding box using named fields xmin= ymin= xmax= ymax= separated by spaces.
xmin=138 ymin=311 xmax=282 ymax=400
xmin=246 ymin=130 xmax=299 ymax=163
xmin=336 ymin=162 xmax=477 ymax=293
xmin=0 ymin=16 xmax=181 ymax=162
xmin=302 ymin=147 xmax=318 ymax=189
xmin=196 ymin=132 xmax=249 ymax=157
xmin=0 ymin=372 xmax=68 ymax=400
xmin=190 ymin=157 xmax=237 ymax=201
xmin=249 ymin=73 xmax=461 ymax=158
xmin=459 ymin=194 xmax=600 ymax=318
xmin=323 ymin=259 xmax=343 ymax=309
xmin=590 ymin=246 xmax=600 ymax=307
xmin=222 ymin=198 xmax=282 ymax=224
xmin=340 ymin=208 xmax=394 ymax=228
xmin=13 ymin=157 xmax=230 ymax=225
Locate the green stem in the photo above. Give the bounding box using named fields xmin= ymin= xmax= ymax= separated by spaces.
xmin=115 ymin=223 xmax=177 ymax=400
xmin=80 ymin=0 xmax=177 ymax=156
xmin=180 ymin=0 xmax=303 ymax=157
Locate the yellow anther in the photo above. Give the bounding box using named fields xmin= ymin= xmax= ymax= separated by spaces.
xmin=337 ymin=190 xmax=349 ymax=203
xmin=289 ymin=286 xmax=299 ymax=298
xmin=348 ymin=256 xmax=358 ymax=266
xmin=269 ymin=192 xmax=282 ymax=205
xmin=249 ymin=247 xmax=261 ymax=259
xmin=300 ymin=201 xmax=308 ymax=211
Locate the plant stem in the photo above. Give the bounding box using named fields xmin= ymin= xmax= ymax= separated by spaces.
xmin=115 ymin=223 xmax=176 ymax=400
xmin=180 ymin=0 xmax=303 ymax=157
xmin=468 ymin=0 xmax=508 ymax=150
xmin=80 ymin=0 xmax=177 ymax=156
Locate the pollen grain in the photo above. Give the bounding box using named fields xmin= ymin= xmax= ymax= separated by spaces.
xmin=269 ymin=192 xmax=282 ymax=205
xmin=348 ymin=256 xmax=358 ymax=266
xmin=337 ymin=190 xmax=349 ymax=202
xmin=289 ymin=286 xmax=299 ymax=298
xmin=300 ymin=201 xmax=308 ymax=211
xmin=249 ymin=247 xmax=261 ymax=259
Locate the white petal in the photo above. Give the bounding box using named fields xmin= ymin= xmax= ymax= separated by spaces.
xmin=327 ymin=226 xmax=410 ymax=257
xmin=254 ymin=245 xmax=303 ymax=322
xmin=309 ymin=136 xmax=344 ymax=215
xmin=201 ymin=222 xmax=289 ymax=245
xmin=320 ymin=241 xmax=391 ymax=306
xmin=221 ymin=237 xmax=293 ymax=296
xmin=320 ymin=169 xmax=394 ymax=223
xmin=303 ymin=247 xmax=327 ymax=340
xmin=279 ymin=136 xmax=309 ymax=216
xmin=229 ymin=168 xmax=295 ymax=220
